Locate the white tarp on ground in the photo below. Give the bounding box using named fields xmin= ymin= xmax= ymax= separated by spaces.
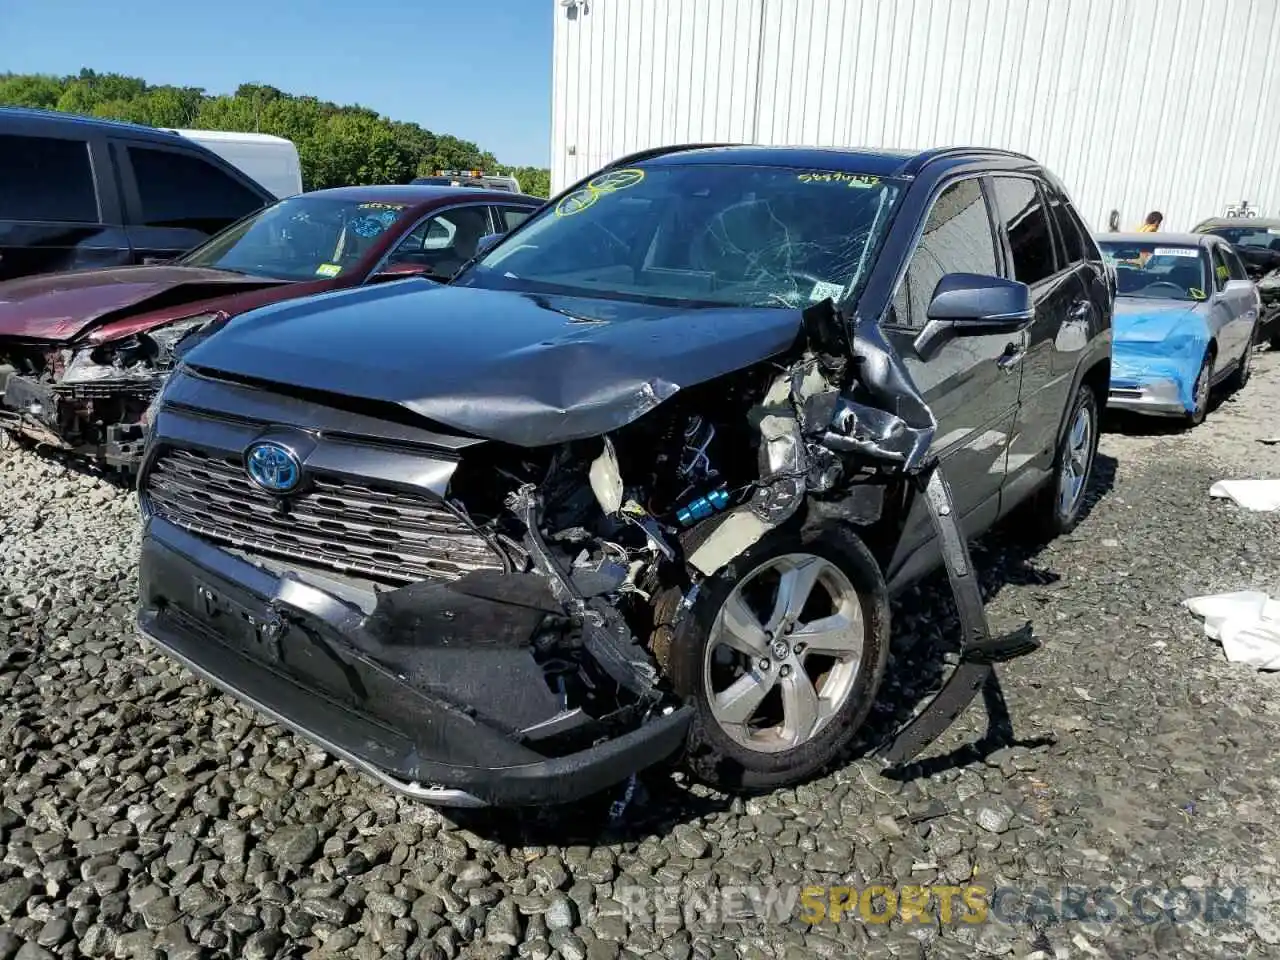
xmin=1185 ymin=591 xmax=1280 ymax=670
xmin=1209 ymin=479 xmax=1280 ymax=511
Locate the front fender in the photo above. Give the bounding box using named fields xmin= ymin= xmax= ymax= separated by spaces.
xmin=1112 ymin=315 xmax=1211 ymax=412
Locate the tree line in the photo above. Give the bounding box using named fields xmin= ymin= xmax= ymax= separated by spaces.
xmin=0 ymin=69 xmax=552 ymax=197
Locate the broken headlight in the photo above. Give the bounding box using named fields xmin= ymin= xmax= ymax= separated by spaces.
xmin=147 ymin=313 xmax=221 ymax=363
xmin=64 ymin=313 xmax=219 ymax=385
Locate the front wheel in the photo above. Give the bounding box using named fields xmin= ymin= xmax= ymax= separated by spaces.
xmin=663 ymin=523 xmax=890 ymax=793
xmin=1184 ymin=348 xmax=1214 ymax=428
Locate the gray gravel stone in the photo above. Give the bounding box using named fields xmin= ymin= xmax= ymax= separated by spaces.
xmin=4 ymin=354 xmax=1280 ymax=960
xmin=264 ymin=824 xmax=319 ymax=866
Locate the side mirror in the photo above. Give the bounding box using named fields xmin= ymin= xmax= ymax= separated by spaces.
xmin=913 ymin=273 xmax=1034 ymax=359
xmin=370 ymin=262 xmax=441 ymax=284
xmin=475 ymin=232 xmax=505 ymax=258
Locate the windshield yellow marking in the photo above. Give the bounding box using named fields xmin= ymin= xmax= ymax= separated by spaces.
xmin=555 ymin=168 xmax=646 ymax=218
xmin=315 ymin=263 xmax=341 ymax=277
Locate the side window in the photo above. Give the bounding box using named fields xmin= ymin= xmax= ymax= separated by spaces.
xmin=1065 ymin=201 xmax=1103 ymax=262
xmin=387 ymin=206 xmax=494 ymax=274
xmin=127 ymin=146 xmax=266 ymax=230
xmin=888 ymin=178 xmax=998 ymax=329
xmin=0 ymin=134 xmax=98 ymax=223
xmin=991 ymin=177 xmax=1058 ymax=285
xmin=495 ymin=205 xmax=534 ymax=231
xmin=1224 ymin=246 xmax=1249 ymax=281
xmin=1210 ymin=245 xmax=1231 ymax=289
xmin=1048 ymin=195 xmax=1088 ymax=265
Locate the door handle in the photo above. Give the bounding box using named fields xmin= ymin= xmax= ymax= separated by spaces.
xmin=997 ymin=342 xmax=1024 ymax=372
xmin=1067 ymin=300 xmax=1091 ymax=321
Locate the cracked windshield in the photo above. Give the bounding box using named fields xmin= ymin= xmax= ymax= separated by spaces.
xmin=1097 ymin=240 xmax=1210 ymax=301
xmin=179 ymin=195 xmax=413 ymax=280
xmin=456 ymin=164 xmax=903 ymax=307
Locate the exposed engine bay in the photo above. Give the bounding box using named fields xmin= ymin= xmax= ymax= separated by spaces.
xmin=0 ymin=315 xmax=213 ymax=468
xmin=303 ymin=301 xmax=1036 ymax=776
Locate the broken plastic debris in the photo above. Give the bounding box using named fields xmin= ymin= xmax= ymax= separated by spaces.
xmin=1184 ymin=591 xmax=1280 ymax=670
xmin=1208 ymin=479 xmax=1280 ymax=512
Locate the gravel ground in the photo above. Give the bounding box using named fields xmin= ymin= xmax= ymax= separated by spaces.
xmin=3 ymin=351 xmax=1280 ymax=960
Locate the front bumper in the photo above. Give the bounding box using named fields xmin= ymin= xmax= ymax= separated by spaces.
xmin=1106 ymin=375 xmax=1188 ymax=417
xmin=0 ymin=371 xmax=153 ymax=467
xmin=136 ymin=516 xmax=692 ymax=808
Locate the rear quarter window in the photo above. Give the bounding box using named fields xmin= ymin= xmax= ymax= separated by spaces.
xmin=0 ymin=134 xmax=99 ymax=223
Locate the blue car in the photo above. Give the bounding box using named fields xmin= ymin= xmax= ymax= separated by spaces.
xmin=1096 ymin=232 xmax=1261 ymax=426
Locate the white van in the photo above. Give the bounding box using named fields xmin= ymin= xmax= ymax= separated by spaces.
xmin=170 ymin=130 xmax=303 ymax=199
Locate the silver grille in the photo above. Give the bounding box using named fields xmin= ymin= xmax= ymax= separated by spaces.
xmin=145 ymin=447 xmax=505 ymax=585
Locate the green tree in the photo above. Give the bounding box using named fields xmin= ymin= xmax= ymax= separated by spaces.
xmin=0 ymin=68 xmax=551 ymax=196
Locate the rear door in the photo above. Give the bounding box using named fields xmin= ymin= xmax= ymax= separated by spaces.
xmin=113 ymin=139 xmax=272 ymax=264
xmin=881 ymin=176 xmax=1021 ymax=539
xmin=0 ymin=129 xmax=130 ymax=280
xmin=988 ymin=175 xmax=1091 ymax=504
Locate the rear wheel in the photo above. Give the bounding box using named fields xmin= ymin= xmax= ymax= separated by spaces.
xmin=663 ymin=523 xmax=890 ymax=793
xmin=1023 ymin=382 xmax=1100 ymax=540
xmin=1184 ymin=348 xmax=1214 ymax=428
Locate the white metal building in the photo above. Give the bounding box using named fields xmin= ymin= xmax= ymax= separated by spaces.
xmin=551 ymin=0 xmax=1280 ymax=232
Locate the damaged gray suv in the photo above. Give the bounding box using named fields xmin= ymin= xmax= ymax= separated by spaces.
xmin=135 ymin=145 xmax=1112 ymax=807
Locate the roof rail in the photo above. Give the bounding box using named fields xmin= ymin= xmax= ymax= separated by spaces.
xmin=898 ymin=145 xmax=1035 ymax=176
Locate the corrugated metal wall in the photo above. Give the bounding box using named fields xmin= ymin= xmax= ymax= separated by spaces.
xmin=551 ymin=0 xmax=1280 ymax=231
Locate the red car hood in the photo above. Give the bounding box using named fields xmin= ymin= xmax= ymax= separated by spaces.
xmin=0 ymin=265 xmax=291 ymax=341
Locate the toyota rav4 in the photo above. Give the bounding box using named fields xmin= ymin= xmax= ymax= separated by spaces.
xmin=134 ymin=145 xmax=1112 ymax=808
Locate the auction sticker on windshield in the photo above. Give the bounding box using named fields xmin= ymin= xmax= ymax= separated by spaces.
xmin=1153 ymin=247 xmax=1200 ymax=258
xmin=315 ymin=263 xmax=341 ymax=278
xmin=809 ymin=280 xmax=845 ymax=302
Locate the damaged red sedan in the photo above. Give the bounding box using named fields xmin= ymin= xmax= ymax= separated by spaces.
xmin=135 ymin=146 xmax=1112 ymax=808
xmin=0 ymin=185 xmax=541 ymax=467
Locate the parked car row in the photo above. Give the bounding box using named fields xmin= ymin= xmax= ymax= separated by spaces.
xmin=0 ymin=113 xmax=1268 ymax=808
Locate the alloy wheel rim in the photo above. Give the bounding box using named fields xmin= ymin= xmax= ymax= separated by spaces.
xmin=704 ymin=553 xmax=864 ymax=753
xmin=1057 ymin=403 xmax=1093 ymax=517
xmin=1194 ymin=359 xmax=1211 ymax=415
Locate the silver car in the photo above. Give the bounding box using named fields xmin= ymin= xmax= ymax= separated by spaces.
xmin=1096 ymin=232 xmax=1261 ymax=426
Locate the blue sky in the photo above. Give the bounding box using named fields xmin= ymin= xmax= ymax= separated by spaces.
xmin=1 ymin=0 xmax=554 ymax=166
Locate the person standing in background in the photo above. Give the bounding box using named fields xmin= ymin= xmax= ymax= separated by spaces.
xmin=1137 ymin=211 xmax=1163 ymax=232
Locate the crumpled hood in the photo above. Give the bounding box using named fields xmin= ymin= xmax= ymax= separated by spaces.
xmin=183 ymin=281 xmax=806 ymax=446
xmin=0 ymin=265 xmax=285 ymax=341
xmin=1113 ymin=298 xmax=1207 ymax=344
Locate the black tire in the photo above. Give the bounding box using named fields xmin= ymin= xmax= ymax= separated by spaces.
xmin=1023 ymin=382 xmax=1101 ymax=540
xmin=1225 ymin=327 xmax=1256 ymax=393
xmin=1270 ymin=330 xmax=1280 ymax=351
xmin=663 ymin=522 xmax=890 ymax=793
xmin=1184 ymin=347 xmax=1214 ymax=428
